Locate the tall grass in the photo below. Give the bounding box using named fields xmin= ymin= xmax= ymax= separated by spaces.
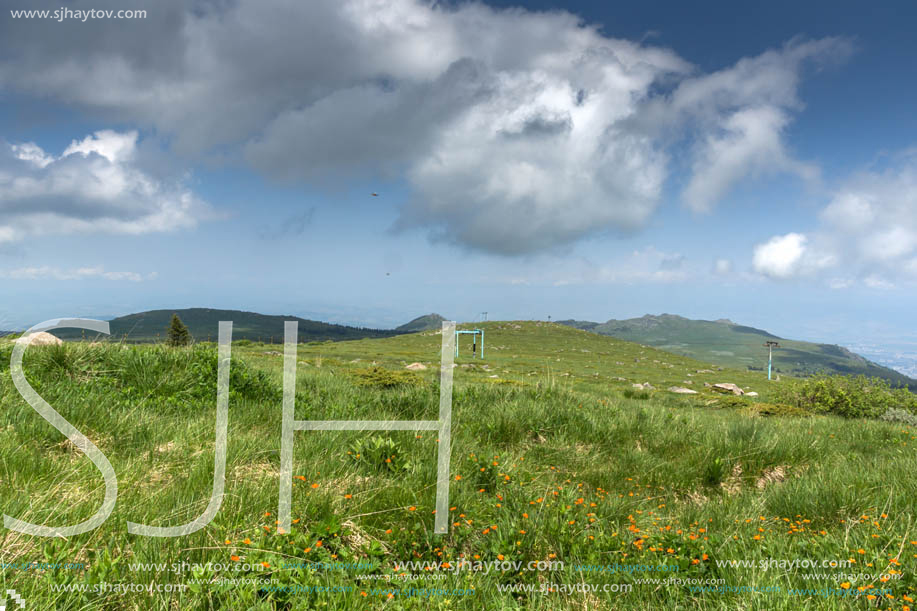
xmin=0 ymin=339 xmax=914 ymax=609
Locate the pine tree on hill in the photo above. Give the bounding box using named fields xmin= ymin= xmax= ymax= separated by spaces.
xmin=167 ymin=313 xmax=191 ymax=346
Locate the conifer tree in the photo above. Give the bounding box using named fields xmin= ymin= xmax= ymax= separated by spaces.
xmin=167 ymin=313 xmax=191 ymax=346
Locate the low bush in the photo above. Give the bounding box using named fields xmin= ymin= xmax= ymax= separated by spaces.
xmin=880 ymin=407 xmax=917 ymax=427
xmin=714 ymin=395 xmax=751 ymax=410
xmin=751 ymin=402 xmax=810 ymax=418
xmin=347 ymin=435 xmax=414 ymax=472
xmin=349 ymin=366 xmax=424 ymax=388
xmin=775 ymin=374 xmax=917 ymax=419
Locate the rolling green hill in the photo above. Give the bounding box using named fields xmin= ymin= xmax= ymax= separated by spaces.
xmin=558 ymin=313 xmax=915 ymax=387
xmin=56 ymin=308 xmax=405 ymax=343
xmin=394 ymin=313 xmax=446 ymax=333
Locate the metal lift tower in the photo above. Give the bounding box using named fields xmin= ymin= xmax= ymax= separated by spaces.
xmin=764 ymin=341 xmax=780 ymax=380
xmin=455 ymin=329 xmax=484 ymax=359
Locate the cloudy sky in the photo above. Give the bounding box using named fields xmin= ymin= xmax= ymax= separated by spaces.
xmin=1 ymin=0 xmax=916 ymax=348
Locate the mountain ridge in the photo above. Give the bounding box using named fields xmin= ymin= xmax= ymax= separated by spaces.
xmin=395 ymin=313 xmax=446 ymax=333
xmin=53 ymin=308 xmax=409 ymax=343
xmin=558 ymin=314 xmax=914 ymax=387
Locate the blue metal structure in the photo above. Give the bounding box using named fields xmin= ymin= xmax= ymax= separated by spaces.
xmin=764 ymin=341 xmax=779 ymax=380
xmin=455 ymin=329 xmax=484 ymax=359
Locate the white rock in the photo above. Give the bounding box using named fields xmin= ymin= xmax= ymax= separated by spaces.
xmin=712 ymin=383 xmax=744 ymax=396
xmin=405 ymin=362 xmax=427 ymax=371
xmin=668 ymin=386 xmax=698 ymax=394
xmin=19 ymin=332 xmax=62 ymax=346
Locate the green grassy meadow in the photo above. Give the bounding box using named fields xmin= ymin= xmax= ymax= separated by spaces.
xmin=1 ymin=322 xmax=915 ymax=609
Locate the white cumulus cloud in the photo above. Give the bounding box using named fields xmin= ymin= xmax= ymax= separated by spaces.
xmin=0 ymin=130 xmax=210 ymax=242
xmin=754 ymin=151 xmax=917 ymax=286
xmin=752 ymin=233 xmax=809 ymax=279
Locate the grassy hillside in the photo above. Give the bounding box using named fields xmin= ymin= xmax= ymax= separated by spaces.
xmin=54 ymin=308 xmax=404 ymax=344
xmin=395 ymin=313 xmax=447 ymax=333
xmin=559 ymin=313 xmax=914 ymax=387
xmin=1 ymin=323 xmax=915 ymax=610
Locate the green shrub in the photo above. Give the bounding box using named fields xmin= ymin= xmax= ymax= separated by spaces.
xmin=775 ymin=374 xmax=917 ymax=419
xmin=347 ymin=436 xmax=414 ymax=472
xmin=880 ymin=407 xmax=917 ymax=426
xmin=349 ymin=366 xmax=423 ymax=388
xmin=751 ymin=402 xmax=810 ymax=417
xmin=715 ymin=395 xmax=751 ymax=410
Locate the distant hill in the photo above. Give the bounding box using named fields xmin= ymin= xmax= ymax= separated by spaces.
xmin=558 ymin=313 xmax=915 ymax=388
xmin=395 ymin=313 xmax=446 ymax=333
xmin=56 ymin=308 xmax=404 ymax=344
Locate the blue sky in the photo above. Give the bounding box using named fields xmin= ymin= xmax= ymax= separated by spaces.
xmin=1 ymin=0 xmax=916 ymax=350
